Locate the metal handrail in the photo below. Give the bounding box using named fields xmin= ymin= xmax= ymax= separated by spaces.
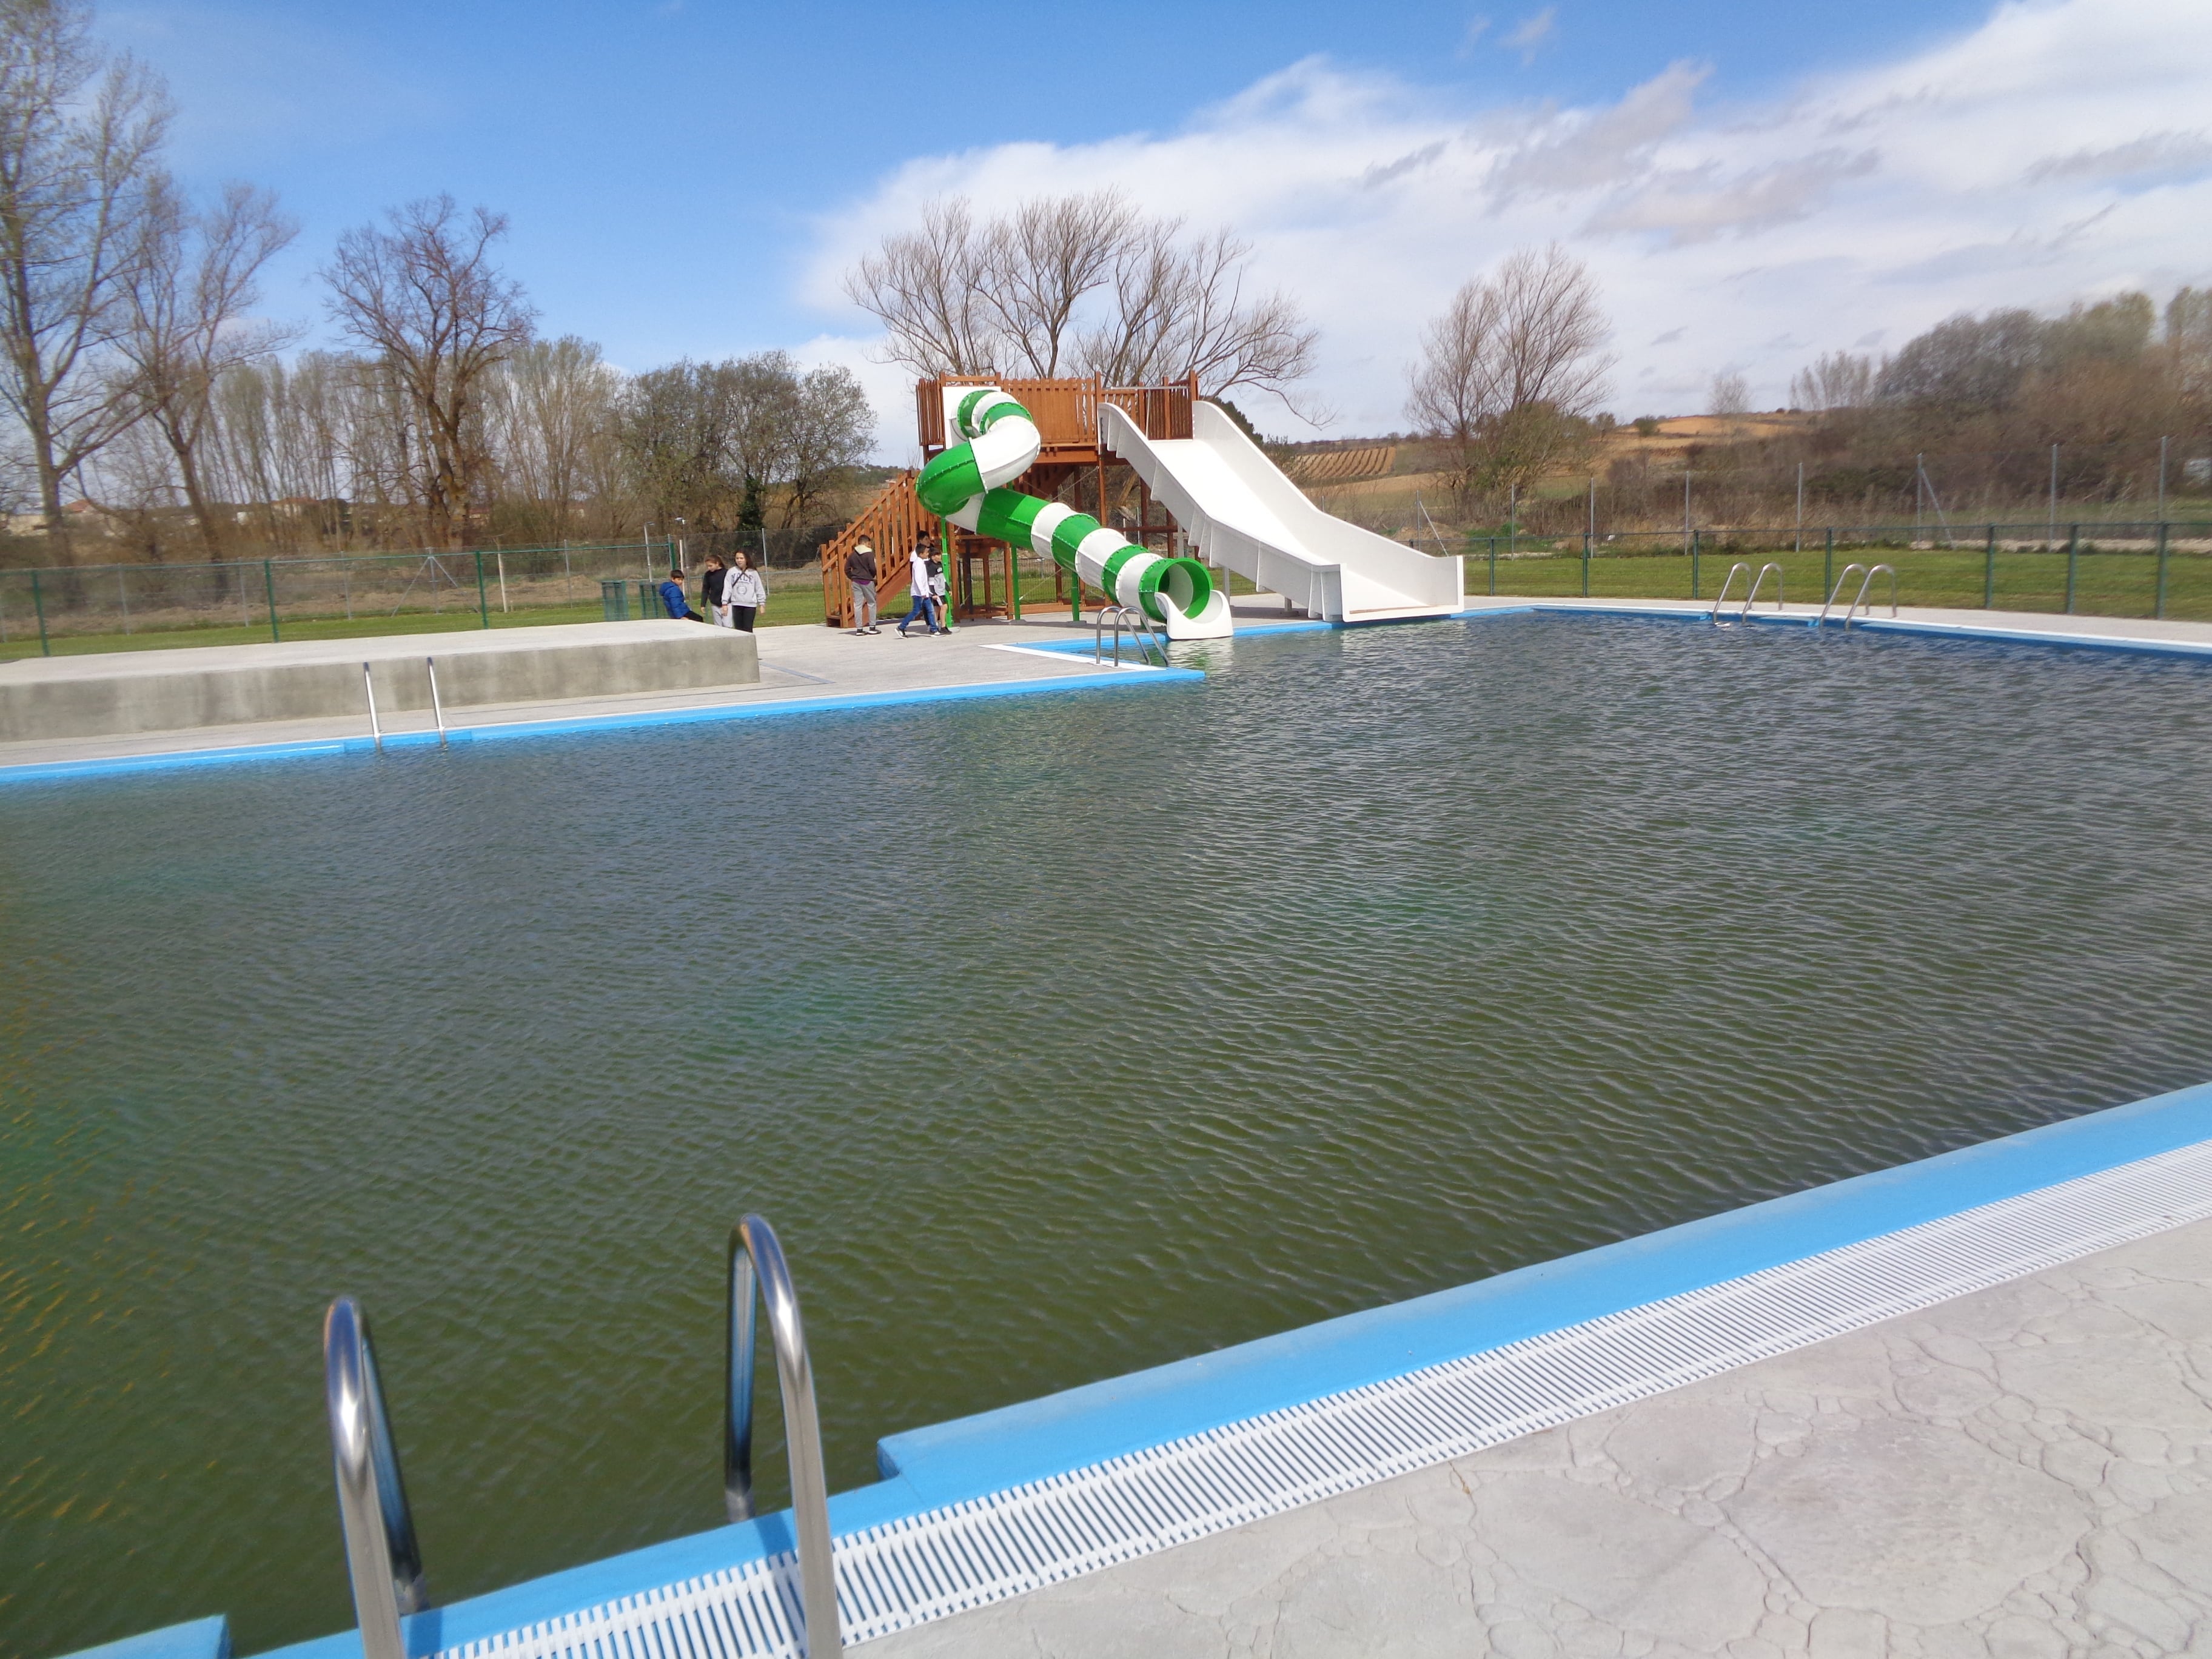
xmin=426 ymin=658 xmax=447 ymax=747
xmin=1741 ymin=562 xmax=1785 ymax=619
xmin=1843 ymin=563 xmax=1899 ymax=629
xmin=362 ymin=663 xmax=383 ymax=751
xmin=1092 ymin=603 xmax=1165 ymax=667
xmin=1817 ymin=564 xmax=1868 ymax=626
xmin=726 ymin=1215 xmax=840 ymax=1655
xmin=1709 ymin=562 xmax=1752 ymax=625
xmin=324 ymin=1298 xmax=426 ymax=1659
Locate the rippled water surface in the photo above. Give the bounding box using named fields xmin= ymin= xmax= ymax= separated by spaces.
xmin=6 ymin=617 xmax=2212 ymax=1658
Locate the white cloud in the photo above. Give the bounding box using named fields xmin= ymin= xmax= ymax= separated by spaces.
xmin=1502 ymin=8 xmax=1557 ymax=65
xmin=802 ymin=0 xmax=2212 ymax=438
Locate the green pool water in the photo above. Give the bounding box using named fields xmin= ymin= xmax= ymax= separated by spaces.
xmin=5 ymin=616 xmax=2211 ymax=1659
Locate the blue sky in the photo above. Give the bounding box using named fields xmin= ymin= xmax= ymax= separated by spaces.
xmin=109 ymin=0 xmax=2212 ymax=452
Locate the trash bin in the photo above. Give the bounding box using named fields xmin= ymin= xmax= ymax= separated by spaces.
xmin=635 ymin=580 xmax=665 ymax=619
xmin=598 ymin=578 xmax=630 ymax=622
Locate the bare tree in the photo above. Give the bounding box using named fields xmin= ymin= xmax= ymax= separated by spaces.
xmin=0 ymin=0 xmax=170 ymax=563
xmin=1406 ymin=244 xmax=1611 ymax=514
xmin=2167 ymin=289 xmax=2212 ymax=410
xmin=1079 ymin=224 xmax=1317 ymax=407
xmin=483 ymin=335 xmax=623 ymax=542
xmin=1709 ymin=371 xmax=1750 ymax=416
xmin=1789 ymin=350 xmax=1874 ymax=412
xmin=977 ymin=190 xmax=1134 ymax=377
xmin=1404 ymin=280 xmax=1504 ymax=515
xmin=847 ymin=192 xmax=1318 ymax=405
xmin=121 ymin=176 xmax=298 ymax=555
xmin=844 ymin=198 xmax=996 ymax=376
xmin=321 ymin=194 xmax=535 ymax=546
xmin=780 ymin=363 xmax=871 ymax=525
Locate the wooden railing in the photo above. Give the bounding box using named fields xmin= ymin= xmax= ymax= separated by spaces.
xmin=819 ymin=472 xmax=935 ymax=628
xmin=915 ymin=374 xmax=1197 ymax=455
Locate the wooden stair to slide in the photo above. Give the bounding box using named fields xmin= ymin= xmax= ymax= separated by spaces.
xmin=820 ymin=473 xmax=935 ymax=628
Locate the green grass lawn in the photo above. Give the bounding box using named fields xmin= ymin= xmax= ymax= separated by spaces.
xmin=0 ymin=583 xmax=840 ymax=661
xmin=6 ymin=544 xmax=2202 ymax=662
xmin=1462 ymin=543 xmax=2210 ymax=621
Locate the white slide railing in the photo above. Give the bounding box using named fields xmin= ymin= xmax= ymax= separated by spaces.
xmin=1101 ymin=401 xmax=1463 ymax=622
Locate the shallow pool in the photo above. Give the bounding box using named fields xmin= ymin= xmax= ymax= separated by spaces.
xmin=5 ymin=615 xmax=2211 ymax=1658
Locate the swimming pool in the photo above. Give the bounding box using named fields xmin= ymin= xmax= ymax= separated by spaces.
xmin=5 ymin=614 xmax=2211 ymax=1659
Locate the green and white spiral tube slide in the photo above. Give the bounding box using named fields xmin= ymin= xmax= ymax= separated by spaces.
xmin=916 ymin=387 xmax=1235 ymax=640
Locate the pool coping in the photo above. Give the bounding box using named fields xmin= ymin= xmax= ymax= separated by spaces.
xmin=10 ymin=601 xmax=2206 ymax=784
xmin=224 ymin=1073 xmax=2212 ymax=1659
xmin=0 ymin=666 xmax=1202 ymax=783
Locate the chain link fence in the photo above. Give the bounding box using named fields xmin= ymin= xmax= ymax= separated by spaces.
xmin=0 ymin=534 xmax=859 ymax=659
xmin=1442 ymin=520 xmax=2212 ymax=619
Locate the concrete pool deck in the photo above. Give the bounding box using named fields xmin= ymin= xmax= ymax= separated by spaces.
xmin=4 ymin=599 xmax=2209 ymax=779
xmin=153 ymin=1079 xmax=2198 ymax=1659
xmin=0 ymin=614 xmax=1225 ymax=777
xmin=873 ymin=1215 xmax=2212 ymax=1658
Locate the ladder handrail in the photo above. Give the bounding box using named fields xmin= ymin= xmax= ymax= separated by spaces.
xmin=1843 ymin=563 xmax=1899 ymax=629
xmin=324 ymin=1298 xmax=427 ymax=1659
xmin=1709 ymin=562 xmax=1753 ymax=625
xmin=1818 ymin=564 xmax=1869 ymax=626
xmin=1741 ymin=562 xmax=1784 ymax=620
xmin=1093 ymin=603 xmax=1165 ymax=666
xmin=426 ymin=657 xmax=447 ymax=747
xmin=726 ymin=1215 xmax=840 ymax=1655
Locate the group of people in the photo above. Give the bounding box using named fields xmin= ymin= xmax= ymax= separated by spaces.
xmin=657 ymin=552 xmax=769 ymax=631
xmin=841 ymin=534 xmax=950 ymax=637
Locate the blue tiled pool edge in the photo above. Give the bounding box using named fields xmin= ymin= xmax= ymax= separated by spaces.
xmin=0 ymin=668 xmax=1202 ymax=785
xmin=230 ymin=1073 xmax=2212 ymax=1659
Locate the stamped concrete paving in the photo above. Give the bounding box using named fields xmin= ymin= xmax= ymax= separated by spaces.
xmin=870 ymin=1216 xmax=2212 ymax=1658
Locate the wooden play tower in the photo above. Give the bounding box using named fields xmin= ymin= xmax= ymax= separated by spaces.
xmin=820 ymin=373 xmax=1202 ymax=629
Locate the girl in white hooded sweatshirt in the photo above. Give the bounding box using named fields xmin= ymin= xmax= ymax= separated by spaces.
xmin=725 ymin=551 xmax=768 ymax=632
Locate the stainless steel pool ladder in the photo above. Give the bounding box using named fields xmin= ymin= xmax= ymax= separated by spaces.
xmin=1093 ymin=603 xmax=1167 ymax=667
xmin=726 ymin=1213 xmax=842 ymax=1654
xmin=1816 ymin=563 xmax=1899 ymax=629
xmin=1710 ymin=562 xmax=1785 ymax=626
xmin=324 ymin=1298 xmax=426 ymax=1659
xmin=321 ymin=1216 xmax=842 ymax=1659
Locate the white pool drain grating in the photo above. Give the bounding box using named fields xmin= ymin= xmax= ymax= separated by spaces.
xmin=441 ymin=1139 xmax=2212 ymax=1658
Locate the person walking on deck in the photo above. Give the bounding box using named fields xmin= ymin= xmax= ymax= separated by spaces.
xmin=924 ymin=541 xmax=951 ymax=632
xmin=845 ymin=538 xmax=879 ymax=634
xmin=897 ymin=534 xmax=943 ymax=636
xmin=700 ymin=554 xmax=731 ymax=627
xmin=725 ymin=551 xmax=767 ymax=633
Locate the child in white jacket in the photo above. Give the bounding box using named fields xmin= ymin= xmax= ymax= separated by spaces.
xmin=725 ymin=552 xmax=768 ymax=632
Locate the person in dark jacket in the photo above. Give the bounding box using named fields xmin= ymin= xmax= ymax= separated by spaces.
xmin=699 ymin=554 xmax=729 ymax=625
xmin=844 ymin=539 xmax=879 ymax=634
xmin=659 ymin=568 xmax=703 ymax=621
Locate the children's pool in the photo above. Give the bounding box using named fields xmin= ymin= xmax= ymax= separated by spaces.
xmin=5 ymin=615 xmax=2211 ymax=1658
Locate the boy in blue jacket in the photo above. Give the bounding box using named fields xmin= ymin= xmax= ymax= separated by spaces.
xmin=659 ymin=568 xmax=703 ymax=622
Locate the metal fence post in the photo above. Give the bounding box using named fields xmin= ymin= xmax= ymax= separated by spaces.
xmin=1691 ymin=529 xmax=1700 ymax=600
xmin=1488 ymin=537 xmax=1497 ymax=595
xmin=475 ymin=551 xmax=490 ymax=628
xmin=1581 ymin=529 xmax=1592 ymax=597
xmin=1983 ymin=525 xmax=1996 ymax=609
xmin=32 ymin=568 xmax=50 ymax=656
xmin=2156 ymin=521 xmax=2170 ymax=620
xmin=264 ymin=558 xmax=281 ymax=642
xmin=2065 ymin=525 xmax=2079 ymax=614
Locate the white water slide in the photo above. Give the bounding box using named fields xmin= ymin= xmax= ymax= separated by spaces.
xmin=1102 ymin=401 xmax=1464 ymax=624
